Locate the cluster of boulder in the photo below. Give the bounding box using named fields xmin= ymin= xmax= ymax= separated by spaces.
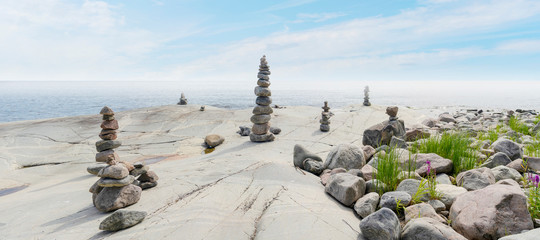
xmin=293 ymin=106 xmax=540 ymax=239
xmin=88 ymin=107 xmax=158 ymax=213
xmin=320 ymin=101 xmax=331 ymax=132
xmin=250 ymin=55 xmax=275 ymax=142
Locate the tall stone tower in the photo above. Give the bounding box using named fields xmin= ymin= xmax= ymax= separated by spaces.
xmin=250 ymin=55 xmax=275 ymax=142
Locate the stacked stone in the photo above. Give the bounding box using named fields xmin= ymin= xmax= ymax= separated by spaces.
xmin=250 ymin=55 xmax=275 ymax=142
xmin=90 ymin=106 xmax=142 ymax=212
xmin=363 ymin=86 xmax=371 ymax=106
xmin=320 ymin=101 xmax=331 ymax=132
xmin=178 ymin=92 xmax=187 ymax=105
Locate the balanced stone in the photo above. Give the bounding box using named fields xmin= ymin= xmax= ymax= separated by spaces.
xmin=138 ymin=171 xmax=159 ymax=183
xmin=386 ymin=106 xmax=398 ymax=118
xmin=320 ymin=101 xmax=331 ymax=132
xmin=257 ymin=79 xmax=270 ymax=87
xmin=253 ymin=105 xmax=273 ymax=115
xmin=100 ymin=106 xmax=114 ymax=115
xmin=256 ymin=96 xmax=272 ymax=106
xmin=99 ymin=129 xmax=117 ymax=140
xmin=96 ymin=140 xmax=122 ymax=152
xmin=103 ymin=115 xmax=115 ymax=121
xmin=249 ymin=132 xmax=275 ymax=142
xmin=254 ymin=86 xmax=271 ymax=97
xmin=251 ymin=114 xmax=271 ymax=124
xmin=94 ymin=184 xmax=142 ymax=212
xmin=252 ymin=123 xmax=271 ymax=135
xmin=98 ymin=175 xmax=136 ymax=187
xmin=101 ymin=120 xmax=119 ymax=130
xmin=98 ymin=165 xmax=129 ymax=179
xmin=96 ymin=150 xmax=119 ymax=162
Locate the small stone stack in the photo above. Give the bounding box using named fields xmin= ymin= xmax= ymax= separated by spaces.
xmin=363 ymin=86 xmax=371 ymax=106
xmin=250 ymin=55 xmax=275 ymax=142
xmin=320 ymin=101 xmax=331 ymax=132
xmin=178 ymin=92 xmax=187 ymax=105
xmin=90 ymin=106 xmax=142 ymax=212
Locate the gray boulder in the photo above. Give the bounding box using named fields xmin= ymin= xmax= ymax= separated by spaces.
xmin=354 ymin=192 xmax=380 ymax=219
xmin=435 ymin=173 xmax=452 ymax=185
xmin=293 ymin=144 xmax=322 ymax=168
xmin=480 ymin=152 xmax=512 ymax=168
xmin=204 ymin=134 xmax=225 ymax=148
xmin=96 ymin=140 xmax=122 ymax=152
xmin=492 ymin=139 xmax=523 ymax=160
xmin=362 ymin=119 xmax=406 ymax=148
xmin=427 ymin=199 xmax=446 ymax=213
xmin=362 ymin=145 xmax=376 ymax=162
xmin=435 ymin=184 xmax=467 ymax=209
xmin=491 ymin=165 xmax=522 ymax=182
xmin=94 ymin=184 xmax=142 ymax=212
xmin=269 ymin=127 xmax=281 ymax=135
xmin=456 ymin=167 xmax=495 ymax=191
xmin=439 ymin=113 xmax=456 ymax=123
xmin=359 ymin=208 xmax=400 ymax=240
xmin=99 ymin=209 xmax=147 ymax=231
xmin=500 ymin=228 xmax=540 ymax=240
xmin=325 ymin=173 xmax=366 ymax=206
xmin=378 ymin=191 xmax=411 ymax=212
xmin=389 ymin=136 xmax=407 ymax=149
xmin=450 ymin=180 xmax=533 ymax=240
xmin=404 ymin=203 xmax=446 ymax=224
xmin=412 ymin=153 xmax=453 ymax=176
xmin=365 ymin=179 xmax=385 ymax=193
xmin=405 ymin=129 xmax=430 ymax=142
xmin=324 ymin=144 xmax=365 ymax=170
xmin=303 ymin=159 xmax=324 ymax=175
xmin=396 ymin=179 xmax=428 ymax=202
xmin=402 ymin=217 xmax=467 ymax=240
xmin=236 ymin=126 xmax=251 ymax=136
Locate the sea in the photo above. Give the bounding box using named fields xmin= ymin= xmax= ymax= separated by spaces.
xmin=1 ymin=80 xmax=539 ymax=123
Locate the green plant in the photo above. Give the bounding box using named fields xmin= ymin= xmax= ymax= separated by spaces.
xmin=527 ymin=173 xmax=540 ymax=219
xmin=374 ymin=147 xmax=402 ymax=194
xmin=477 ymin=129 xmax=499 ymax=143
xmin=411 ymin=179 xmax=429 ymax=204
xmin=405 ymin=152 xmax=417 ymax=179
xmin=525 ymin=139 xmax=540 ymax=158
xmin=411 ymin=160 xmax=441 ymax=203
xmin=412 ymin=132 xmax=478 ymax=175
xmin=509 ymin=116 xmax=530 ymax=135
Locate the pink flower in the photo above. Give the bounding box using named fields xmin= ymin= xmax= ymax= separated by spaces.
xmin=426 ymin=160 xmax=432 ymax=175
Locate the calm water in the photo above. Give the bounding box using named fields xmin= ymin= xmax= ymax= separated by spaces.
xmin=1 ymin=81 xmax=539 ymax=123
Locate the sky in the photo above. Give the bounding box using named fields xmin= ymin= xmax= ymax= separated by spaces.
xmin=1 ymin=0 xmax=540 ymax=87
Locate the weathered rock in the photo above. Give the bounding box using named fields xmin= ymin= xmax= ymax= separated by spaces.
xmin=378 ymin=191 xmax=411 ymax=212
xmin=436 ymin=184 xmax=467 ymax=209
xmin=255 ymin=96 xmax=272 ymax=106
xmin=362 ymin=120 xmax=406 ymax=148
xmin=324 ymin=144 xmax=365 ymax=170
xmin=404 ymin=203 xmax=446 ymax=224
xmin=405 ymin=129 xmax=431 ymax=141
xmin=140 ymin=181 xmax=158 ymax=190
xmin=439 ymin=113 xmax=456 ymax=123
xmin=386 ymin=106 xmax=398 ymax=118
xmin=138 ymin=171 xmax=159 ymax=183
xmin=99 ymin=209 xmax=147 ymax=231
xmin=359 ymin=208 xmax=400 ymax=240
xmin=402 ymin=217 xmax=467 ymax=240
xmin=99 ymin=129 xmax=118 ymax=140
xmin=237 ymin=126 xmax=251 ymax=136
xmin=492 ymin=139 xmax=523 ymax=160
xmin=254 ymin=86 xmax=271 ymax=97
xmin=293 ymin=144 xmax=322 ymax=168
xmin=396 ymin=179 xmax=429 ymax=202
xmin=96 ymin=150 xmax=119 ymax=163
xmin=362 ymin=145 xmax=376 ymax=162
xmin=94 ymin=184 xmax=142 ymax=212
xmin=525 ymin=156 xmax=540 ymax=171
xmin=257 ymin=79 xmax=270 ymax=87
xmin=480 ymin=152 xmax=512 ymax=168
xmin=436 ymin=173 xmax=452 ymax=185
xmin=389 ymin=136 xmax=407 ymax=149
xmin=450 ymin=180 xmax=533 ymax=239
xmin=413 ymin=153 xmax=453 ymax=176
xmin=98 ymin=165 xmax=129 ymax=180
xmin=96 ymin=140 xmax=122 ymax=152
xmin=118 ymin=161 xmax=134 ymax=172
xmin=492 ymin=165 xmax=522 ymax=182
xmin=89 ymin=180 xmax=103 ymax=194
xmin=251 ymin=123 xmax=270 ymax=135
xmin=130 ymin=165 xmax=149 ymax=177
xmin=325 ymin=173 xmax=366 ymax=206
xmin=100 ymin=106 xmax=114 ymax=115
xmin=303 ymin=159 xmax=324 ymax=175
xmin=269 ymin=127 xmax=281 ymax=135
xmin=249 ymin=132 xmax=275 ymax=142
xmin=360 ymin=164 xmax=376 ymax=181
xmin=98 ymin=175 xmax=136 ymax=187
xmin=365 ymin=179 xmax=386 ymax=193
xmin=354 ymin=192 xmax=379 ymax=219
xmin=422 ymin=118 xmax=438 ymax=128
xmin=101 ymin=120 xmax=119 ymax=130
xmin=102 ymin=114 xmax=115 ymax=121
xmin=456 ymin=167 xmax=495 ymax=191
xmin=320 ymin=124 xmax=330 ymax=132
xmin=250 ymin=114 xmax=271 ymax=124
xmin=204 ymin=134 xmax=224 ymax=148
xmin=500 ymin=228 xmax=540 ymax=240
xmin=347 ymin=169 xmax=363 ymax=178
xmin=506 ymin=159 xmax=527 ymax=173
xmin=428 ymin=199 xmax=446 ymax=213
xmin=87 ymin=164 xmax=107 ymax=175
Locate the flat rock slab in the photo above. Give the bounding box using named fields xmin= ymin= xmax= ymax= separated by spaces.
xmin=99 ymin=209 xmax=147 ymax=231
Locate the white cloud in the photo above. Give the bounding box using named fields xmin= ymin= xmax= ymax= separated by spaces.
xmin=293 ymin=12 xmax=347 ymax=23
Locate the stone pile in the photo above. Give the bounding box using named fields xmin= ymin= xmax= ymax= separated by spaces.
xmin=89 ymin=106 xmax=158 ymax=213
xmin=362 ymin=106 xmax=406 ymax=148
xmin=320 ymin=101 xmax=331 ymax=132
xmin=363 ymin=86 xmax=371 ymax=106
xmin=250 ymin=55 xmax=275 ymax=142
xmin=177 ymin=92 xmax=187 ymax=105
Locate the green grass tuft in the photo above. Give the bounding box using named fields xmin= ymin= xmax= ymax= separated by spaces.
xmin=374 ymin=147 xmax=402 ymax=194
xmin=509 ymin=116 xmax=530 ymax=135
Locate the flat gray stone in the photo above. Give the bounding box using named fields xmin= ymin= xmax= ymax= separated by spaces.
xmin=98 ymin=175 xmax=136 ymax=187
xmin=378 ymin=191 xmax=411 ymax=212
xmin=99 ymin=209 xmax=147 ymax=231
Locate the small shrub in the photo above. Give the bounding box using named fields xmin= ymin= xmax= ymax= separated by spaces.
xmin=525 ymin=139 xmax=540 ymax=158
xmin=412 ymin=132 xmax=478 ymax=175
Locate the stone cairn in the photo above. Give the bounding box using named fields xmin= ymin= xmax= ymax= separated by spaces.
xmin=178 ymin=92 xmax=187 ymax=105
xmin=320 ymin=101 xmax=331 ymax=132
xmin=89 ymin=106 xmax=159 ymax=212
xmin=250 ymin=55 xmax=275 ymax=142
xmin=363 ymin=86 xmax=371 ymax=106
